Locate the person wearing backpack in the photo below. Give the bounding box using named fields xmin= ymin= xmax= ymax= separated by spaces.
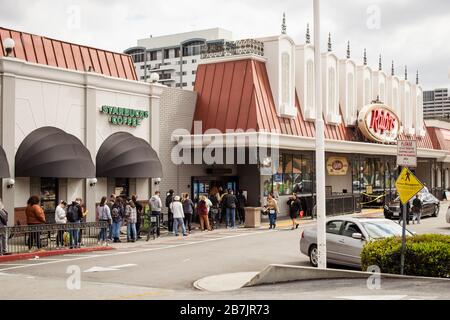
xmin=66 ymin=199 xmax=83 ymax=249
xmin=111 ymin=197 xmax=124 ymax=243
xmin=0 ymin=199 xmax=8 ymax=255
xmin=197 ymin=195 xmax=211 ymax=232
xmin=125 ymin=200 xmax=137 ymax=242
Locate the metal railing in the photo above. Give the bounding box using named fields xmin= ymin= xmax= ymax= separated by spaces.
xmin=0 ymin=222 xmax=108 ymax=255
xmin=201 ymin=39 xmax=265 ymax=59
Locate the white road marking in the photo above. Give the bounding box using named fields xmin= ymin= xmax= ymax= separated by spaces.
xmin=338 ymin=295 xmax=408 ymax=300
xmin=0 ymin=230 xmax=276 ymax=272
xmin=84 ymin=267 xmax=119 ymax=273
xmin=84 ymin=264 xmax=137 ymax=273
xmin=109 ymin=264 xmax=137 ymax=269
xmin=28 ymin=258 xmax=64 ymax=262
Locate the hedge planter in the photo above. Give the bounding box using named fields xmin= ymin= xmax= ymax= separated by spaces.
xmin=361 ymin=234 xmax=450 ymax=278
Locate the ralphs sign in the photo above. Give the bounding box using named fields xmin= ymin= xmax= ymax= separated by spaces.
xmin=358 ymin=103 xmax=400 ymax=143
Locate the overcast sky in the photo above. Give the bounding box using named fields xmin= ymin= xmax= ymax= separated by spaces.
xmin=1 ymin=0 xmax=449 ymax=90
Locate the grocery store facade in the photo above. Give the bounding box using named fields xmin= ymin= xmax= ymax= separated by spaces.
xmin=0 ymin=27 xmax=198 ymax=225
xmin=170 ymin=35 xmax=450 ymax=216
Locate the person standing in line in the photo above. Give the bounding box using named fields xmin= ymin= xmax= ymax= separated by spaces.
xmin=182 ymin=193 xmax=195 ymax=234
xmin=132 ymin=195 xmax=143 ymax=240
xmin=412 ymin=194 xmax=422 ymax=224
xmin=222 ymin=189 xmax=239 ymax=229
xmin=0 ymin=199 xmax=9 ymax=255
xmin=287 ymin=194 xmax=301 ymax=230
xmin=266 ymin=193 xmax=279 ymax=230
xmin=66 ymin=198 xmax=83 ymax=249
xmin=150 ymin=191 xmax=162 ymax=237
xmin=25 ymin=196 xmax=46 ymax=251
xmin=54 ymin=201 xmax=67 ymax=249
xmin=170 ymin=196 xmax=187 ymax=237
xmin=197 ymin=195 xmax=211 ymax=232
xmin=78 ymin=200 xmax=87 ymax=247
xmin=236 ymin=190 xmax=247 ymax=225
xmin=125 ymin=200 xmax=137 ymax=242
xmin=111 ymin=197 xmax=125 ymax=243
xmin=106 ymin=194 xmax=116 ymax=242
xmin=166 ymin=190 xmax=175 ymax=232
xmin=97 ymin=197 xmax=112 ymax=246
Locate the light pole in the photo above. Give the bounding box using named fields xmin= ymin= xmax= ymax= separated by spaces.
xmin=314 ymin=0 xmax=327 ymax=269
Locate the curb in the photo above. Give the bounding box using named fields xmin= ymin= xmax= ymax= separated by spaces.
xmin=244 ymin=264 xmax=450 ymax=288
xmin=0 ymin=246 xmax=114 ymax=263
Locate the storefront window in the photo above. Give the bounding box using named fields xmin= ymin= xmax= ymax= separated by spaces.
xmin=271 ymin=153 xmax=314 ymax=195
xmin=262 ymin=176 xmax=273 ymax=197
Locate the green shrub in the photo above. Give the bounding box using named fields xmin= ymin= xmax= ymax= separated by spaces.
xmin=361 ymin=234 xmax=450 ymax=278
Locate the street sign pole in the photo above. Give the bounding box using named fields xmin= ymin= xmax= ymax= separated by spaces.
xmin=396 ymin=164 xmax=422 ymax=277
xmin=313 ymin=0 xmax=327 ymax=270
xmin=400 ymin=192 xmax=407 ymax=275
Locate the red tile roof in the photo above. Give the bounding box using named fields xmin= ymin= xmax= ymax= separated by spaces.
xmin=193 ymin=58 xmax=435 ymax=149
xmin=0 ymin=27 xmax=137 ymax=81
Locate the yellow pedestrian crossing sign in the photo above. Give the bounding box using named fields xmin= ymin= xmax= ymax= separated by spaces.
xmin=395 ymin=167 xmax=424 ymax=204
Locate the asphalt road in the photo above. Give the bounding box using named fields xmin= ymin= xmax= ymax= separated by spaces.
xmin=0 ymin=204 xmax=449 ymax=300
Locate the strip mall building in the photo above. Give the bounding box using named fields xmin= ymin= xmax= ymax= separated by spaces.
xmin=1 ymin=27 xmax=450 ymax=223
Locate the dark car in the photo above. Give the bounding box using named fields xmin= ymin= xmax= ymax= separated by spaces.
xmin=384 ymin=189 xmax=440 ymax=220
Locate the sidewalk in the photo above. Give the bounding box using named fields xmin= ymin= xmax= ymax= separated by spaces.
xmin=0 ymin=246 xmax=113 ymax=263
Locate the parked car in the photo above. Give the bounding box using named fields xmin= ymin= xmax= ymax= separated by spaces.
xmin=300 ymin=217 xmax=413 ymax=268
xmin=384 ymin=189 xmax=440 ymax=220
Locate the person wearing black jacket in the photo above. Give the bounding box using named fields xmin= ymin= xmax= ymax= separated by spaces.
xmin=236 ymin=190 xmax=247 ymax=225
xmin=412 ymin=195 xmax=422 ymax=224
xmin=222 ymin=189 xmax=239 ymax=229
xmin=0 ymin=199 xmax=8 ymax=255
xmin=287 ymin=194 xmax=302 ymax=230
xmin=166 ymin=190 xmax=175 ymax=232
xmin=132 ymin=195 xmax=143 ymax=239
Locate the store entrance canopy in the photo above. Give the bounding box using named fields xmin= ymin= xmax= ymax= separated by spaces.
xmin=96 ymin=132 xmax=163 ymax=178
xmin=0 ymin=146 xmax=10 ymax=178
xmin=15 ymin=127 xmax=96 ymax=178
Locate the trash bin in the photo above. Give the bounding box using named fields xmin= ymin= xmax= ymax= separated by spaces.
xmin=244 ymin=207 xmax=262 ymax=228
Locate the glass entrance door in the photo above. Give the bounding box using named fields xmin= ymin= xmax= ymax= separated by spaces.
xmin=41 ymin=178 xmax=58 ymax=223
xmin=191 ymin=176 xmax=238 ymax=203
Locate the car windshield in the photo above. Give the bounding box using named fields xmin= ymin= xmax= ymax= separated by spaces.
xmin=362 ymin=221 xmax=412 ymax=239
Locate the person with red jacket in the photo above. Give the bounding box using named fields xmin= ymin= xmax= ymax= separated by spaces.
xmin=25 ymin=195 xmax=46 ymax=251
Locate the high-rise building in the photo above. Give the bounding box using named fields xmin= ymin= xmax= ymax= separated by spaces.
xmin=423 ymin=88 xmax=450 ymax=119
xmin=124 ymin=28 xmax=233 ymax=90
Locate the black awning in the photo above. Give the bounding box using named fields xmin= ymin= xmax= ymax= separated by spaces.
xmin=96 ymin=132 xmax=163 ymax=178
xmin=15 ymin=127 xmax=96 ymax=178
xmin=0 ymin=146 xmax=10 ymax=178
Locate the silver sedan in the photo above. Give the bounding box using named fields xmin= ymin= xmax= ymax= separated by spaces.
xmin=300 ymin=217 xmax=413 ymax=268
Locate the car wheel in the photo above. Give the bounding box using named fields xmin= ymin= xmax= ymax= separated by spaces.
xmin=432 ymin=205 xmax=439 ymax=217
xmin=309 ymin=244 xmax=319 ymax=268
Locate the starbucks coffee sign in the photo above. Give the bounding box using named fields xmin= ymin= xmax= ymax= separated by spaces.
xmin=101 ymin=106 xmax=149 ymax=127
xmin=358 ymin=103 xmax=400 ymax=144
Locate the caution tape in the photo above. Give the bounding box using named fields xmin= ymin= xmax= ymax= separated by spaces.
xmin=360 ymin=193 xmax=387 ymax=205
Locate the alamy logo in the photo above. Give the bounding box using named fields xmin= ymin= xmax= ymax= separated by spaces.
xmin=66 ymin=265 xmax=81 ymax=290
xmin=171 ymin=122 xmax=281 ymax=175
